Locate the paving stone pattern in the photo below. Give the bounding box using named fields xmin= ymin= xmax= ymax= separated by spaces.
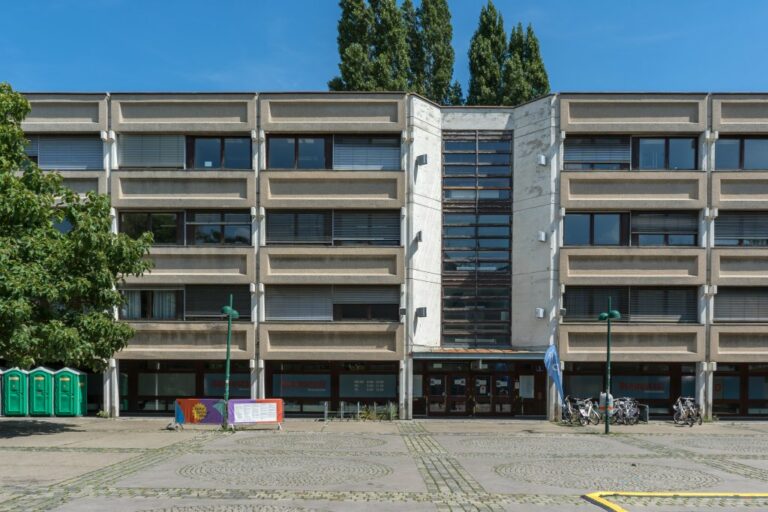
xmin=2 ymin=419 xmax=768 ymax=511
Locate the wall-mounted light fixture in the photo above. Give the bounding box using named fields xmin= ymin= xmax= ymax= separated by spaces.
xmin=415 ymin=154 xmax=428 ymax=166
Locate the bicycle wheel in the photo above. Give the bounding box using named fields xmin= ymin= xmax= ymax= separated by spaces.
xmin=697 ymin=411 xmax=703 ymax=426
xmin=673 ymin=411 xmax=682 ymax=425
xmin=590 ymin=409 xmax=601 ymax=425
xmin=578 ymin=414 xmax=589 ymax=426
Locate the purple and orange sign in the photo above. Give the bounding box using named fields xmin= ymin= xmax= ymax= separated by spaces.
xmin=174 ymin=398 xmax=226 ymax=425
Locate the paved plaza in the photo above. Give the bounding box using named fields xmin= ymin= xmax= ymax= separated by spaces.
xmin=1 ymin=418 xmax=768 ymax=511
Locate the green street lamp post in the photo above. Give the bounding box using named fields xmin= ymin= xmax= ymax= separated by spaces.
xmin=221 ymin=294 xmax=239 ymax=428
xmin=598 ymin=296 xmax=621 ymax=435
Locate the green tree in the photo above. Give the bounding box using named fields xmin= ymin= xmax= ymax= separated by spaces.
xmin=524 ymin=23 xmax=550 ymax=98
xmin=420 ymin=0 xmax=455 ymax=103
xmin=467 ymin=0 xmax=507 ymax=105
xmin=402 ymin=0 xmax=425 ymax=95
xmin=369 ymin=0 xmax=410 ymax=91
xmin=446 ymin=80 xmax=464 ymax=106
xmin=329 ymin=0 xmax=373 ymax=91
xmin=500 ymin=52 xmax=529 ymax=106
xmin=0 ymin=83 xmax=152 ymax=370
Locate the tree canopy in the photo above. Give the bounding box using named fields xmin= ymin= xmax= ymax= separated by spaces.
xmin=0 ymin=83 xmax=152 ymax=370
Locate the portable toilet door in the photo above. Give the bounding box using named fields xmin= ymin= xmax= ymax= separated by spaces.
xmin=2 ymin=368 xmax=29 ymax=416
xmin=54 ymin=368 xmax=82 ymax=417
xmin=29 ymin=367 xmax=55 ymax=416
xmin=0 ymin=369 xmax=4 ymax=417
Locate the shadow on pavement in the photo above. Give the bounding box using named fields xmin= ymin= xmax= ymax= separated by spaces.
xmin=0 ymin=419 xmax=82 ymax=438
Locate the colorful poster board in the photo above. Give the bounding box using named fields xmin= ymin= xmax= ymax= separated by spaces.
xmin=174 ymin=398 xmax=226 ymax=425
xmin=227 ymin=399 xmax=284 ymax=426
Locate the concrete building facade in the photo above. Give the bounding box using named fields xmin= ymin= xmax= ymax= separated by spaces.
xmin=14 ymin=91 xmax=768 ymax=419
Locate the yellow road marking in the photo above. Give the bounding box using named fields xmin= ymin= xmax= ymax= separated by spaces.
xmin=583 ymin=492 xmax=768 ymax=512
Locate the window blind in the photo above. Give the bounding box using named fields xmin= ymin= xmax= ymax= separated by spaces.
xmin=265 ymin=286 xmax=333 ymax=321
xmin=715 ymin=287 xmax=768 ymax=322
xmin=32 ymin=136 xmax=103 ymax=170
xmin=564 ymin=137 xmax=631 ymax=164
xmin=631 ymin=212 xmax=699 ymax=234
xmin=265 ymin=212 xmax=331 ymax=244
xmin=119 ymin=135 xmax=185 ymax=168
xmin=630 ymin=287 xmax=698 ymax=323
xmin=185 ymin=285 xmax=250 ymax=319
xmin=716 ymin=212 xmax=768 ymax=239
xmin=563 ymin=287 xmax=628 ymax=322
xmin=333 ymin=286 xmax=400 ymax=304
xmin=333 ymin=211 xmax=400 ymax=243
xmin=333 ymin=136 xmax=401 ymax=171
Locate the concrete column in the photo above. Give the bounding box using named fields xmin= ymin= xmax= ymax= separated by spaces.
xmin=547 ymin=376 xmax=557 ymax=421
xmin=249 ymin=358 xmax=258 ymax=399
xmin=257 ymin=359 xmax=266 ymax=399
xmin=398 ymin=360 xmax=407 ymax=420
xmin=696 ymin=361 xmax=707 ymax=412
xmin=108 ymin=358 xmax=119 ymax=418
xmin=102 ymin=369 xmax=111 ymax=415
xmin=406 ymin=355 xmax=414 ymax=420
xmin=706 ymin=364 xmax=715 ymax=420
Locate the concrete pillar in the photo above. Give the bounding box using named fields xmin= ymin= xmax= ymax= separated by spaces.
xmin=102 ymin=368 xmax=111 ymax=415
xmin=696 ymin=361 xmax=707 ymax=413
xmin=108 ymin=358 xmax=119 ymax=418
xmin=706 ymin=362 xmax=715 ymax=421
xmin=406 ymin=355 xmax=414 ymax=420
xmin=399 ymin=360 xmax=407 ymax=420
xmin=257 ymin=359 xmax=266 ymax=399
xmin=249 ymin=358 xmax=258 ymax=399
xmin=547 ymin=376 xmax=557 ymax=421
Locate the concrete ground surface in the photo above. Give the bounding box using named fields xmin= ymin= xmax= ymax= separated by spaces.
xmin=0 ymin=418 xmax=768 ymax=511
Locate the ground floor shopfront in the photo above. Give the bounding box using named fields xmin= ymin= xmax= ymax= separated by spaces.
xmin=411 ymin=358 xmax=548 ymax=417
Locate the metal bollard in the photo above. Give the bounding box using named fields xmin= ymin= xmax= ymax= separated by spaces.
xmin=324 ymin=401 xmax=328 ymax=422
xmin=357 ymin=402 xmax=361 ymax=421
xmin=340 ymin=400 xmax=345 ymax=420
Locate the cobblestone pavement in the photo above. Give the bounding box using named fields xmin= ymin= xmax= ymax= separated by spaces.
xmin=2 ymin=418 xmax=768 ymax=511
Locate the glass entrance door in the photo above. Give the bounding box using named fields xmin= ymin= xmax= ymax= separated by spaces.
xmin=447 ymin=374 xmax=468 ymax=414
xmin=427 ymin=375 xmax=447 ymax=414
xmin=473 ymin=375 xmax=492 ymax=414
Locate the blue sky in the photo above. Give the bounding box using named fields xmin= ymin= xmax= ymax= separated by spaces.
xmin=2 ymin=0 xmax=768 ymax=93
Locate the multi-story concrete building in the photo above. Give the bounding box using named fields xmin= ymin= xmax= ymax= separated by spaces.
xmin=14 ymin=91 xmax=768 ymax=419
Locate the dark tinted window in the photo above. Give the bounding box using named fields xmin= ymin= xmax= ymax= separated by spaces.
xmin=716 ymin=139 xmax=741 ymax=169
xmin=268 ymin=137 xmax=295 ymax=168
xmin=637 ymin=139 xmax=666 ymax=169
xmin=187 ymin=211 xmax=251 ymax=245
xmin=669 ymin=138 xmax=696 ymax=170
xmin=563 ymin=214 xmax=590 ymax=245
xmin=194 ymin=138 xmax=221 ymax=169
xmin=298 ymin=138 xmax=326 ymax=168
xmin=223 ymin=138 xmax=251 ymax=169
xmin=744 ymin=139 xmax=768 ymax=170
xmin=120 ymin=212 xmax=181 ymax=245
xmin=593 ymin=214 xmax=622 ymax=245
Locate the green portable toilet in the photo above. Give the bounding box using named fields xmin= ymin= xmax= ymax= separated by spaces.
xmin=2 ymin=368 xmax=29 ymax=416
xmin=0 ymin=369 xmax=4 ymax=416
xmin=54 ymin=368 xmax=85 ymax=417
xmin=29 ymin=367 xmax=55 ymax=416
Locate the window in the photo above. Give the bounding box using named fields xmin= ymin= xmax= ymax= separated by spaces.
xmin=716 ymin=137 xmax=768 ymax=170
xmin=442 ymin=132 xmax=512 ymax=202
xmin=714 ymin=287 xmax=768 ymax=322
xmin=120 ymin=290 xmax=183 ymax=320
xmin=563 ymin=213 xmax=628 ymax=246
xmin=119 ymin=135 xmax=185 ymax=168
xmin=264 ymin=286 xmax=400 ymax=322
xmin=633 ymin=137 xmax=697 ymax=170
xmin=333 ymin=136 xmax=400 ymax=170
xmin=563 ymin=286 xmax=698 ymax=323
xmin=120 ymin=212 xmax=183 ymax=245
xmin=564 ymin=211 xmax=698 ymax=247
xmin=186 ymin=211 xmax=251 ymax=245
xmin=715 ymin=212 xmax=768 ymax=246
xmin=267 ymin=136 xmax=330 ymax=169
xmin=24 ymin=136 xmax=103 ymax=170
xmin=630 ymin=212 xmax=698 ymax=246
xmin=265 ymin=210 xmax=400 ymax=246
xmin=185 ymin=285 xmax=251 ymax=320
xmin=187 ymin=137 xmax=251 ymax=170
xmin=563 ymin=137 xmax=630 ymax=170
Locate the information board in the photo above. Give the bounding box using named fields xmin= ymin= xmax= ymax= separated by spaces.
xmin=227 ymin=398 xmax=284 ymax=427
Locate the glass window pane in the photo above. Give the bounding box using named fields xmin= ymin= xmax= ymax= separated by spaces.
xmin=444 ymin=165 xmax=476 ymax=176
xmin=478 ymin=178 xmax=510 ymax=188
xmin=477 ymin=166 xmax=511 ymax=176
xmin=744 ymin=139 xmax=768 ymax=170
xmin=268 ymin=138 xmax=295 ymax=168
xmin=194 ymin=138 xmax=221 ymax=169
xmin=224 ymin=212 xmax=251 ymax=223
xmin=478 ymin=140 xmax=511 ymax=152
xmin=298 ymin=138 xmax=326 ymax=168
xmin=444 ymin=177 xmax=476 ymax=187
xmin=190 ymin=212 xmax=221 ymax=223
xmin=478 ymin=189 xmax=509 ymax=200
xmin=638 ymin=139 xmax=666 ymax=169
xmin=444 ymin=214 xmax=475 ymax=225
xmin=444 ymin=238 xmax=476 ymax=249
xmin=478 ymin=215 xmax=510 ymax=224
xmin=150 ymin=213 xmax=179 ymax=244
xmin=477 ymin=251 xmax=508 ymax=260
xmin=478 ymin=238 xmax=510 ymax=249
xmin=669 ymin=234 xmax=696 ymax=246
xmin=669 ymin=138 xmax=696 ymax=170
xmin=223 ymin=225 xmax=251 ymax=244
xmin=564 ymin=214 xmax=591 ymax=245
xmin=444 ymin=141 xmax=475 ymax=151
xmin=444 ymin=153 xmax=476 ymax=164
xmin=477 ymin=226 xmax=508 ymax=237
xmin=749 ymin=376 xmax=768 ymax=399
xmin=444 ymin=226 xmax=475 ymax=237
xmin=121 ymin=213 xmax=149 ymax=239
xmin=223 ymin=138 xmax=251 ymax=169
xmin=478 ymin=153 xmax=510 ymax=165
xmin=193 ymin=225 xmax=222 ymax=244
xmin=593 ymin=214 xmax=621 ymax=245
xmin=716 ymin=139 xmax=741 ymax=170
xmin=298 ymin=212 xmax=330 ymax=241
xmin=714 ymin=375 xmax=740 ymax=400
xmin=444 ymin=189 xmax=476 ymax=200
xmin=637 ymin=234 xmax=665 ymax=246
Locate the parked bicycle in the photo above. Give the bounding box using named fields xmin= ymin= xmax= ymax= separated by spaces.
xmin=673 ymin=396 xmax=702 ymax=427
xmin=610 ymin=397 xmax=640 ymax=425
xmin=561 ymin=396 xmax=600 ymax=426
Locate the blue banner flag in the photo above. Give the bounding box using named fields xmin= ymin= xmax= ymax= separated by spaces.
xmin=544 ymin=344 xmax=565 ymax=405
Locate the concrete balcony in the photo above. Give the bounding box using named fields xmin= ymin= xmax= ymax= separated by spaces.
xmin=560 ymin=171 xmax=706 ymax=210
xmin=123 ymin=246 xmax=255 ymax=285
xmin=22 ymin=93 xmax=108 ymax=133
xmin=260 ymin=246 xmax=403 ymax=285
xmin=51 ymin=170 xmax=107 ymax=195
xmin=111 ymin=169 xmax=256 ymax=209
xmin=560 ymin=247 xmax=706 ymax=286
xmin=118 ymin=321 xmax=255 ymax=360
xmin=558 ymin=323 xmax=705 ymax=362
xmin=259 ymin=322 xmax=403 ymax=361
xmin=712 ymin=172 xmax=768 ymax=209
xmin=710 ymin=324 xmax=768 ymax=362
xmin=260 ymin=170 xmax=404 ymax=209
